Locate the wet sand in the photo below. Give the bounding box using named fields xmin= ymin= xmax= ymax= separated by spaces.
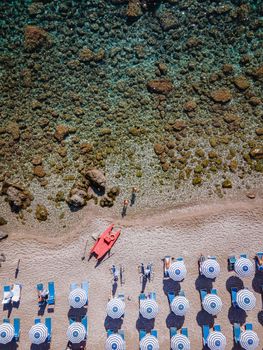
xmin=0 ymin=197 xmax=262 ymax=349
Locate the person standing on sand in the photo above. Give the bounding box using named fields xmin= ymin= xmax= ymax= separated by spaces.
xmin=121 ymin=199 xmax=129 ymax=217
xmin=130 ymin=187 xmax=138 ymax=206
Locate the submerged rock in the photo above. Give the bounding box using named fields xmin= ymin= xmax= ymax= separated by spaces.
xmin=54 ymin=124 xmax=69 ymax=142
xmin=84 ymin=168 xmax=106 ymax=189
xmin=24 ymin=25 xmax=51 ymax=51
xmin=1 ymin=182 xmax=33 ymax=211
xmin=233 ymin=76 xmax=250 ymax=90
xmin=211 ymin=88 xmax=232 ymax=103
xmin=250 ymin=147 xmax=263 ymax=159
xmin=147 ymin=79 xmax=173 ymax=94
xmin=35 ymin=204 xmax=48 ymax=221
xmin=127 ymin=0 xmax=143 ymax=18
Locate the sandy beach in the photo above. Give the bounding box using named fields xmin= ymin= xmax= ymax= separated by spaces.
xmin=0 ymin=196 xmax=262 ymax=349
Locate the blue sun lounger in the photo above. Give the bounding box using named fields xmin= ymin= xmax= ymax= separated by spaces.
xmin=69 ymin=316 xmax=76 ymax=324
xmin=176 ymin=257 xmax=183 ymax=261
xmin=168 ymin=291 xmax=175 ymax=304
xmin=228 ymin=255 xmax=236 ymax=271
xmin=81 ymin=281 xmax=89 ymax=304
xmin=181 ymin=328 xmax=188 ymax=337
xmin=214 ymin=324 xmax=221 ymax=332
xmin=211 ymin=289 xmax=217 ymax=295
xmin=151 ymin=329 xmax=157 ymax=338
xmin=233 ymin=323 xmax=241 ymax=343
xmin=170 ymin=327 xmax=177 ymax=337
xmin=231 ymin=287 xmax=238 ymax=307
xmin=256 ymin=252 xmax=263 ymax=271
xmin=81 ymin=316 xmax=88 ymax=338
xmin=14 ymin=318 xmax=20 ymax=342
xmin=139 ymin=293 xmax=146 ymax=301
xmin=200 ymin=289 xmax=207 ymax=301
xmin=118 ymin=293 xmax=125 ymax=301
xmin=149 ymin=292 xmax=156 ymax=300
xmin=70 ymin=283 xmax=77 ymax=291
xmin=47 ymin=282 xmax=55 ymax=305
xmin=35 ymin=318 xmax=41 ymax=324
xmin=139 ymin=330 xmax=146 ymax=340
xmin=107 ymin=329 xmax=114 ymax=337
xmin=202 ymin=325 xmax=210 ymax=345
xmin=3 ymin=318 xmax=9 ymax=323
xmin=45 ymin=318 xmax=52 ymax=343
xmin=178 ymin=290 xmax=185 ymax=297
xmin=245 ymin=323 xmax=253 ymax=331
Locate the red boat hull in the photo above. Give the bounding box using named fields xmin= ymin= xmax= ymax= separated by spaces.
xmin=90 ymin=224 xmax=121 ymax=260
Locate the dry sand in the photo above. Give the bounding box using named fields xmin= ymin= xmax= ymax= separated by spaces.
xmin=0 ymin=197 xmax=262 ymax=350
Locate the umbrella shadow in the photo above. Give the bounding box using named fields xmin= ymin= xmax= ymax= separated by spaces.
xmin=67 ymin=307 xmax=87 ymax=322
xmin=196 ymin=310 xmax=214 ymax=328
xmin=231 ymin=345 xmax=241 ymax=350
xmin=65 ymin=340 xmax=86 ymax=350
xmin=258 ymin=310 xmax=263 ymax=326
xmin=136 ymin=315 xmax=155 ymax=333
xmin=163 ymin=279 xmax=180 ymax=296
xmin=104 ymin=315 xmax=123 ymax=332
xmin=226 ymin=276 xmax=244 ymax=293
xmin=195 ymin=275 xmax=213 ymax=292
xmin=166 ymin=312 xmax=185 ymax=329
xmin=252 ymin=271 xmax=263 ymax=294
xmin=228 ymin=305 xmax=246 ymax=325
xmin=0 ymin=342 xmax=18 ymax=350
xmin=30 ymin=344 xmax=50 ymax=350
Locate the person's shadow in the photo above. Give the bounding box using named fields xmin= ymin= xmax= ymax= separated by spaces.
xmin=112 ymin=282 xmax=118 ymax=297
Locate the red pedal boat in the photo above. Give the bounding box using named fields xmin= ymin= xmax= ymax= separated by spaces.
xmin=89 ymin=224 xmax=121 ymax=260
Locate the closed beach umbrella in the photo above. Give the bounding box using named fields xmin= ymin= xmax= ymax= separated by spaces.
xmin=236 ymin=290 xmax=256 ymax=311
xmin=67 ymin=322 xmax=86 ymax=344
xmin=202 ymin=294 xmax=222 ymax=315
xmin=107 ymin=298 xmax=125 ymax=319
xmin=240 ymin=330 xmax=259 ymax=350
xmin=69 ymin=288 xmax=87 ymax=308
xmin=140 ymin=334 xmax=159 ymax=350
xmin=140 ymin=299 xmax=159 ymax=319
xmin=0 ymin=323 xmax=14 ymax=344
xmin=29 ymin=323 xmax=48 ymax=345
xmin=168 ymin=262 xmax=187 ymax=282
xmin=171 ymin=334 xmax=190 ymax=350
xmin=171 ymin=296 xmax=190 ymax=316
xmin=207 ymin=331 xmax=226 ymax=350
xmin=201 ymin=259 xmax=220 ymax=279
xmin=105 ymin=334 xmax=125 ymax=350
xmin=234 ymin=258 xmax=254 ymax=277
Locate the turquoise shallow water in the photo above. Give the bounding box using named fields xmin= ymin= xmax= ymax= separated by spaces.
xmin=0 ymin=0 xmax=262 ymax=218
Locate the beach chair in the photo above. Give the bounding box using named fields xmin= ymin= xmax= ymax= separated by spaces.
xmin=240 ymin=254 xmax=247 ymax=259
xmin=139 ymin=293 xmax=146 ymax=301
xmin=47 ymin=282 xmax=55 ymax=305
xmin=168 ymin=291 xmax=175 ymax=304
xmin=179 ymin=290 xmax=185 ymax=297
xmin=151 ymin=329 xmax=157 ymax=338
xmin=118 ymin=293 xmax=125 ymax=301
xmin=231 ymin=287 xmax=238 ymax=307
xmin=170 ymin=327 xmax=177 ymax=337
xmin=176 ymin=257 xmax=183 ymax=261
xmin=211 ymin=289 xmax=217 ymax=295
xmin=118 ymin=329 xmax=124 ymax=340
xmin=228 ymin=255 xmax=236 ymax=271
xmin=3 ymin=318 xmax=10 ymax=323
xmin=202 ymin=325 xmax=210 ymax=345
xmin=209 ymin=256 xmax=216 ymax=260
xmin=2 ymin=285 xmax=12 ymax=304
xmin=214 ymin=324 xmax=221 ymax=332
xmin=81 ymin=315 xmax=88 ymax=338
xmin=45 ymin=318 xmax=52 ymax=343
xmin=233 ymin=323 xmax=241 ymax=343
xmin=139 ymin=330 xmax=146 ymax=340
xmin=14 ymin=318 xmax=20 ymax=342
xmin=256 ymin=252 xmax=263 ymax=271
xmin=245 ymin=323 xmax=253 ymax=331
xmin=37 ymin=283 xmax=43 ymax=292
xmin=70 ymin=283 xmax=77 ymax=291
xmin=200 ymin=289 xmax=207 ymax=301
xmin=107 ymin=329 xmax=114 ymax=337
xmin=181 ymin=328 xmax=188 ymax=337
xmin=35 ymin=318 xmax=41 ymax=324
xmin=81 ymin=281 xmax=89 ymax=303
xmin=69 ymin=316 xmax=76 ymax=324
xmin=11 ymin=284 xmax=21 ymax=303
xmin=149 ymin=292 xmax=156 ymax=300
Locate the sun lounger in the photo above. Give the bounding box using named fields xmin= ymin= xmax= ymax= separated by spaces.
xmin=211 ymin=289 xmax=217 ymax=295
xmin=256 ymin=252 xmax=263 ymax=271
xmin=35 ymin=318 xmax=41 ymax=324
xmin=214 ymin=325 xmax=221 ymax=332
xmin=118 ymin=293 xmax=125 ymax=301
xmin=233 ymin=323 xmax=241 ymax=343
xmin=245 ymin=323 xmax=253 ymax=331
xmin=107 ymin=329 xmax=114 ymax=337
xmin=163 ymin=256 xmax=172 ymax=277
xmin=240 ymin=253 xmax=247 ymax=259
xmin=202 ymin=325 xmax=209 ymax=345
xmin=45 ymin=318 xmax=52 ymax=343
xmin=3 ymin=318 xmax=10 ymax=323
xmin=81 ymin=315 xmax=88 ymax=337
xmin=181 ymin=328 xmax=188 ymax=337
xmin=168 ymin=291 xmax=175 ymax=304
xmin=69 ymin=316 xmax=76 ymax=324
xmin=176 ymin=257 xmax=183 ymax=261
xmin=228 ymin=255 xmax=236 ymax=271
xmin=178 ymin=290 xmax=185 ymax=297
xmin=231 ymin=287 xmax=238 ymax=307
xmin=200 ymin=289 xmax=207 ymax=301
xmin=37 ymin=283 xmax=43 ymax=291
xmin=209 ymin=256 xmax=216 ymax=260
xmin=81 ymin=281 xmax=89 ymax=303
xmin=139 ymin=293 xmax=146 ymax=301
xmin=139 ymin=330 xmax=146 ymax=340
xmin=2 ymin=285 xmax=12 ymax=304
xmin=151 ymin=329 xmax=157 ymax=338
xmin=149 ymin=292 xmax=156 ymax=300
xmin=11 ymin=284 xmax=21 ymax=303
xmin=14 ymin=318 xmax=20 ymax=342
xmin=47 ymin=282 xmax=55 ymax=305
xmin=170 ymin=327 xmax=177 ymax=337
xmin=118 ymin=329 xmax=124 ymax=340
xmin=70 ymin=283 xmax=77 ymax=291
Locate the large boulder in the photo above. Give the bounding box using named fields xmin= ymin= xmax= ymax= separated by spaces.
xmin=84 ymin=168 xmax=106 ymax=189
xmin=35 ymin=204 xmax=48 ymax=221
xmin=67 ymin=183 xmax=88 ymax=208
xmin=1 ymin=182 xmax=33 ymax=211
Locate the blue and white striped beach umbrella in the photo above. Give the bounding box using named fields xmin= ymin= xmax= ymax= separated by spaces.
xmin=107 ymin=298 xmax=125 ymax=319
xmin=171 ymin=334 xmax=191 ymax=350
xmin=202 ymin=294 xmax=222 ymax=316
xmin=201 ymin=259 xmax=220 ymax=279
xmin=240 ymin=330 xmax=259 ymax=350
xmin=105 ymin=334 xmax=125 ymax=350
xmin=29 ymin=323 xmax=48 ymax=345
xmin=0 ymin=323 xmax=14 ymax=344
xmin=168 ymin=262 xmax=187 ymax=282
xmin=207 ymin=331 xmax=226 ymax=350
xmin=236 ymin=289 xmax=256 ymax=311
xmin=171 ymin=296 xmax=190 ymax=316
xmin=140 ymin=299 xmax=159 ymax=319
xmin=140 ymin=334 xmax=159 ymax=350
xmin=67 ymin=322 xmax=86 ymax=344
xmin=234 ymin=258 xmax=254 ymax=277
xmin=69 ymin=288 xmax=87 ymax=308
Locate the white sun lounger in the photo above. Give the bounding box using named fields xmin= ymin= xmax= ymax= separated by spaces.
xmin=11 ymin=284 xmax=21 ymax=303
xmin=2 ymin=286 xmax=13 ymax=304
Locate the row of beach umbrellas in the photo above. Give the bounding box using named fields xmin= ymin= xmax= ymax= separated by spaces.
xmin=169 ymin=257 xmax=255 ymax=281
